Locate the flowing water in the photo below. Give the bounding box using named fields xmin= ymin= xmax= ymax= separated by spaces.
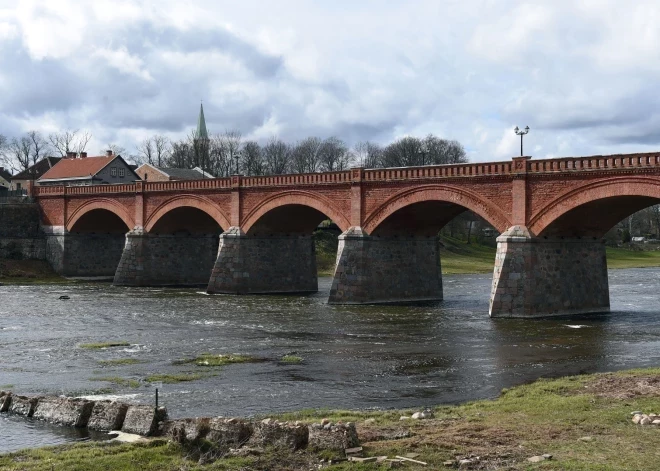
xmin=2 ymin=269 xmax=660 ymax=452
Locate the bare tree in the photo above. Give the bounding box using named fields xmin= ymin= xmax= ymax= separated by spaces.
xmin=241 ymin=141 xmax=264 ymax=176
xmin=319 ymin=137 xmax=351 ymax=172
xmin=106 ymin=143 xmax=126 ymax=156
xmin=153 ymin=135 xmax=170 ymax=167
xmin=223 ymin=130 xmax=242 ymax=175
xmin=382 ymin=136 xmax=424 ymax=167
xmin=75 ymin=131 xmax=92 ymax=154
xmin=209 ymin=133 xmax=229 ymax=177
xmin=136 ymin=135 xmax=171 ymax=167
xmin=136 ymin=138 xmax=154 ymax=164
xmin=167 ymin=139 xmax=192 ymax=169
xmin=27 ymin=131 xmax=50 ymax=164
xmin=354 ymin=141 xmax=383 ymax=168
xmin=263 ymin=137 xmax=290 ymax=175
xmin=444 ymin=139 xmax=467 ymax=164
xmin=48 ymin=129 xmax=92 ymax=156
xmin=6 ymin=136 xmax=32 ymax=171
xmin=1 ymin=131 xmax=51 ymax=172
xmin=291 ymin=137 xmax=323 ymax=173
xmin=0 ymin=134 xmax=7 ymax=169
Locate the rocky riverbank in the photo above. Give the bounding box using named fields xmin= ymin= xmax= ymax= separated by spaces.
xmin=2 ymin=367 xmax=660 ymax=470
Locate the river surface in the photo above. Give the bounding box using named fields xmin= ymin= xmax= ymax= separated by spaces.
xmin=2 ymin=269 xmax=660 ymax=453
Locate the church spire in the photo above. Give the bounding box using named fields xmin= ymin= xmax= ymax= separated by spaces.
xmin=196 ymin=102 xmax=208 ymax=140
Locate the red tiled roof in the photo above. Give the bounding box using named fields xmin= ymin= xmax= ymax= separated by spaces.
xmin=39 ymin=156 xmax=115 ymax=180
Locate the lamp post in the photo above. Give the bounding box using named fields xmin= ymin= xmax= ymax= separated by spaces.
xmin=514 ymin=126 xmax=530 ymax=156
xmin=417 ymin=144 xmax=427 ymax=166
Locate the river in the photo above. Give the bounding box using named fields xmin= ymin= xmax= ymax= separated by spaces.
xmin=2 ymin=269 xmax=660 ymax=452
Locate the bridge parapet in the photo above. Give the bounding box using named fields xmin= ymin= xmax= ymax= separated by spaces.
xmin=241 ymin=170 xmax=352 ymax=187
xmin=363 ymin=161 xmax=514 ymax=181
xmin=526 ymin=152 xmax=660 ymax=173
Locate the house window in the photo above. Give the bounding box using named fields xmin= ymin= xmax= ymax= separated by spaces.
xmin=119 ymin=168 xmax=125 ymax=177
xmin=110 ymin=167 xmax=117 ymax=177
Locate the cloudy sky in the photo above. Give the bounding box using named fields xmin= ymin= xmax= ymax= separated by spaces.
xmin=1 ymin=0 xmax=660 ymax=162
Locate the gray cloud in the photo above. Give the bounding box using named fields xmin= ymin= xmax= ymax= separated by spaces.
xmin=2 ymin=1 xmax=660 ymax=161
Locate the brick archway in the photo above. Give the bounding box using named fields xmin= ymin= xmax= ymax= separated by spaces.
xmin=66 ymin=198 xmax=135 ymax=232
xmin=241 ymin=190 xmax=351 ymax=234
xmin=144 ymin=195 xmax=231 ymax=233
xmin=363 ymin=184 xmax=511 ymax=235
xmin=530 ymin=176 xmax=660 ymax=236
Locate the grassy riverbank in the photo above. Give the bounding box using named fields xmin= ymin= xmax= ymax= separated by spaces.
xmin=2 ymin=367 xmax=660 ymax=470
xmin=441 ymin=236 xmax=660 ymax=274
xmin=0 ymin=259 xmax=66 ymax=283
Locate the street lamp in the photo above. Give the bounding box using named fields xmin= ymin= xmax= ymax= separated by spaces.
xmin=514 ymin=126 xmax=530 ymax=156
xmin=417 ymin=144 xmax=427 ymax=166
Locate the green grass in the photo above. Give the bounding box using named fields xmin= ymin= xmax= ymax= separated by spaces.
xmin=280 ymin=355 xmax=303 ymax=363
xmin=606 ymin=246 xmax=660 ymax=269
xmin=440 ymin=236 xmax=498 ymax=274
xmin=145 ymin=373 xmax=204 ymax=384
xmin=90 ymin=376 xmax=140 ymax=388
xmin=440 ymin=237 xmax=660 ymax=274
xmin=80 ymin=341 xmax=131 ymax=349
xmin=0 ymin=384 xmax=14 ymax=389
xmin=6 ymin=367 xmax=660 ymax=470
xmin=173 ymin=353 xmax=261 ymax=367
xmin=98 ymin=358 xmax=142 ymax=366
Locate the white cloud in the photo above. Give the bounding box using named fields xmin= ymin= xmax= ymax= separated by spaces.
xmin=92 ymin=47 xmax=153 ymax=82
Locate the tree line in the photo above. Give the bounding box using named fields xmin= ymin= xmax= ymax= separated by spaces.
xmin=0 ymin=129 xmax=467 ymax=176
xmin=135 ymin=131 xmax=468 ymax=177
xmin=0 ymin=130 xmax=92 ymax=173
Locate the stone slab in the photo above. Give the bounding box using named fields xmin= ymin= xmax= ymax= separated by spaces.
xmin=308 ymin=422 xmax=359 ymax=452
xmin=247 ymin=419 xmax=308 ymax=450
xmin=207 ymin=417 xmax=254 ymax=447
xmin=32 ymin=397 xmax=95 ymax=427
xmin=121 ymin=405 xmax=168 ymax=436
xmin=87 ymin=401 xmax=129 ymax=431
xmin=8 ymin=395 xmax=39 ymax=417
xmin=162 ymin=417 xmax=211 ymax=443
xmin=0 ymin=392 xmax=11 ymax=412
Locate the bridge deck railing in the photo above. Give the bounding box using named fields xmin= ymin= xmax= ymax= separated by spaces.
xmin=526 ymin=153 xmax=660 ymax=173
xmin=31 ymin=153 xmax=660 ymax=197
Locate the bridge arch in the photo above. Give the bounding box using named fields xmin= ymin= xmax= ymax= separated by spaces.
xmin=363 ymin=184 xmax=511 ymax=236
xmin=241 ymin=190 xmax=351 ymax=235
xmin=144 ymin=195 xmax=230 ymax=233
xmin=530 ymin=176 xmax=660 ymax=237
xmin=66 ymin=198 xmax=134 ymax=233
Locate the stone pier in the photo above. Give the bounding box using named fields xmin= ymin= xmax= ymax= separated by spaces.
xmin=489 ymin=226 xmax=610 ymax=318
xmin=45 ymin=228 xmax=126 ymax=277
xmin=206 ymin=227 xmax=317 ymax=294
xmin=114 ymin=230 xmax=219 ymax=286
xmin=328 ymin=227 xmax=442 ymax=304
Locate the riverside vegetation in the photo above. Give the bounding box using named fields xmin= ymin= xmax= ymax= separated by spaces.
xmin=2 ymin=367 xmax=660 ymax=470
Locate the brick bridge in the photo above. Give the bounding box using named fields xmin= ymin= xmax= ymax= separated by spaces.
xmin=33 ymin=153 xmax=660 ymax=317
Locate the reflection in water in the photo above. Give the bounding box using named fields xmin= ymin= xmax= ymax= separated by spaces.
xmin=2 ymin=269 xmax=660 ymax=452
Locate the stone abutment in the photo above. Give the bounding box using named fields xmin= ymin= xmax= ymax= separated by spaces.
xmin=489 ymin=226 xmax=610 ymax=317
xmin=45 ymin=229 xmax=125 ymax=277
xmin=114 ymin=230 xmax=219 ymax=286
xmin=328 ymin=227 xmax=443 ymax=304
xmin=206 ymin=227 xmax=318 ymax=294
